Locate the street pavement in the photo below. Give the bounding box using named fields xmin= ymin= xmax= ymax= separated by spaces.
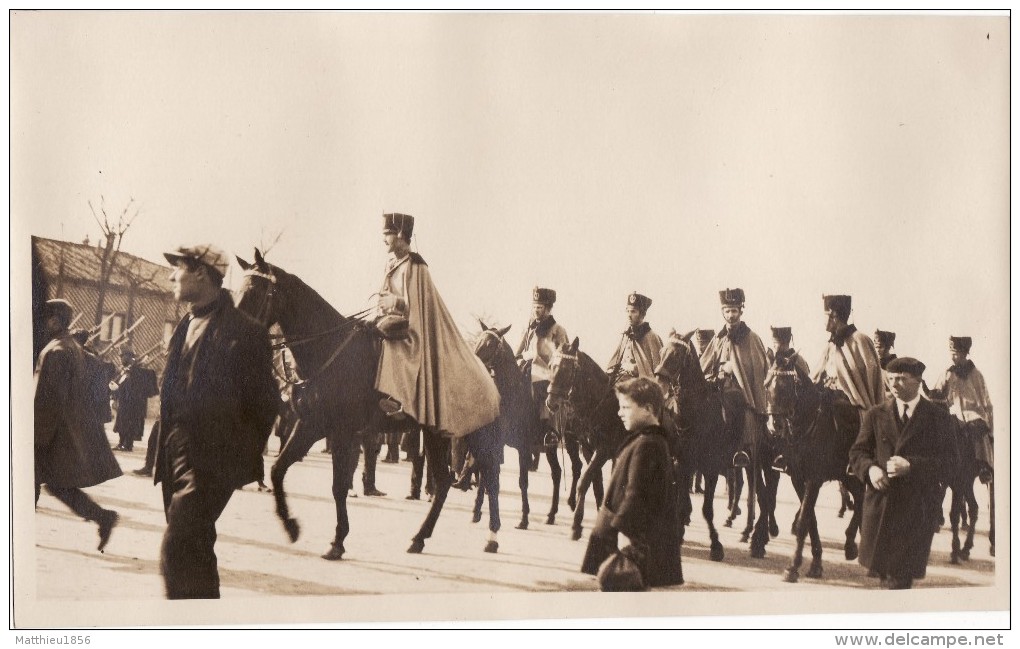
xmin=22 ymin=423 xmax=1000 ymax=627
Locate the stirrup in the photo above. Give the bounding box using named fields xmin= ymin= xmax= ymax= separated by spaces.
xmin=771 ymin=455 xmax=788 ymax=472
xmin=732 ymin=451 xmax=750 ymax=468
xmin=543 ymin=431 xmax=560 ymax=448
xmin=379 ymin=397 xmax=405 ymax=419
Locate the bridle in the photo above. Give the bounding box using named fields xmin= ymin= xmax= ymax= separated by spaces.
xmin=546 ymin=348 xmax=578 ymax=403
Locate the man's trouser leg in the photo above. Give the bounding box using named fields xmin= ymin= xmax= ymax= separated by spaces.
xmin=45 ymin=486 xmax=108 ymax=523
xmin=159 ymin=446 xmax=235 ymax=600
xmin=361 ymin=431 xmax=384 ymax=495
xmin=409 ymin=430 xmax=425 ymax=498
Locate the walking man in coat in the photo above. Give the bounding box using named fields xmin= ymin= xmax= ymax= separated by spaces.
xmin=111 ymin=349 xmax=159 ymax=452
xmin=849 ymin=357 xmax=955 ymax=589
xmin=698 ymin=288 xmax=769 ymax=467
xmin=606 ymin=292 xmax=663 ymax=384
xmin=155 ymin=244 xmax=279 ymax=599
xmin=34 ymin=299 xmax=121 ymax=551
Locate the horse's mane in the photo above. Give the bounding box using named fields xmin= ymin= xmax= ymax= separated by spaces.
xmin=269 ymin=262 xmax=348 ymax=331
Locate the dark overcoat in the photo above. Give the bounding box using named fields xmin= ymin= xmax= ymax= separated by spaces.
xmin=581 ymin=424 xmax=683 ymax=587
xmin=155 ymin=290 xmax=280 ymax=489
xmin=849 ymin=397 xmax=955 ymax=579
xmin=34 ymin=332 xmax=122 ymax=488
xmin=113 ymin=366 xmax=159 ymax=440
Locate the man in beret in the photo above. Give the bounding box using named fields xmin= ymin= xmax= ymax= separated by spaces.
xmin=930 ymin=337 xmax=994 ymax=483
xmin=516 ymin=286 xmax=570 ymax=449
xmin=155 ymin=244 xmax=279 ymax=598
xmin=699 ymin=288 xmax=770 ymax=468
xmin=850 ymin=357 xmax=956 ymax=589
xmin=34 ymin=299 xmax=122 ymax=551
xmin=606 ymin=292 xmax=663 ymax=383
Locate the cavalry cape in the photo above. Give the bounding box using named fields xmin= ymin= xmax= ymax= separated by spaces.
xmin=699 ymin=322 xmax=769 ymax=414
xmin=606 ymin=323 xmax=664 ymax=381
xmin=812 ymin=324 xmax=884 ymax=411
xmin=931 ymin=361 xmax=993 ymax=432
xmin=375 ymin=254 xmax=500 ymax=438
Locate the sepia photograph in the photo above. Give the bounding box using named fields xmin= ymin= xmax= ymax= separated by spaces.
xmin=8 ymin=8 xmax=1010 ymax=638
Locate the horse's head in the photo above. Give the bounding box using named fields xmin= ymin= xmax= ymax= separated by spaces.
xmin=546 ymin=337 xmax=580 ymax=413
xmin=655 ymin=329 xmax=691 ymax=386
xmin=766 ymin=351 xmax=813 ymax=422
xmin=473 ymin=319 xmax=512 ymax=368
xmin=236 ymin=248 xmax=282 ymax=329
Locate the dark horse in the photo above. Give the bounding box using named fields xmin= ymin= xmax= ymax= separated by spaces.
xmin=472 ymin=322 xmax=570 ymax=529
xmin=653 ymin=331 xmax=737 ymax=562
xmin=766 ymin=356 xmax=863 ymax=583
xmin=545 ymin=338 xmax=629 ymax=541
xmin=235 ymin=250 xmax=498 ymax=558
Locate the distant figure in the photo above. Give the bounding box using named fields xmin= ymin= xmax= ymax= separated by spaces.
xmin=930 ymin=336 xmax=994 ymax=482
xmin=155 ymin=244 xmax=279 ymax=599
xmin=111 ymin=349 xmax=159 ymax=452
xmin=873 ymin=329 xmax=898 ymax=400
xmin=763 ymin=326 xmax=810 ymax=472
xmin=850 ymin=357 xmax=955 ymax=590
xmin=606 ymin=292 xmax=663 ymax=383
xmin=581 ymin=376 xmax=683 ymax=590
xmin=34 ymin=299 xmax=121 ymax=552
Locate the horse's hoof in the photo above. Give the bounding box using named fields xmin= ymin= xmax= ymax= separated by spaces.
xmin=990 ymin=545 xmax=995 ymax=557
xmin=750 ymin=546 xmax=766 ymax=559
xmin=769 ymin=522 xmax=780 ymax=538
xmin=484 ymin=540 xmax=498 ymax=553
xmin=710 ymin=545 xmax=724 ymax=562
xmin=845 ymin=544 xmax=858 ymax=562
xmin=960 ymin=549 xmax=971 ymax=561
xmin=950 ymin=552 xmax=961 ymax=565
xmin=837 ymin=511 xmax=846 ymax=519
xmin=961 ymin=523 xmax=970 ymax=532
xmin=806 ymin=564 xmax=823 ymax=579
xmin=567 ymin=497 xmax=577 ymax=511
xmin=783 ymin=568 xmax=799 ymax=583
xmin=732 ymin=506 xmax=742 ymax=517
xmin=545 ymin=515 xmax=555 ymax=526
xmin=321 ymin=545 xmax=344 ymax=561
xmin=407 ymin=539 xmax=425 ymax=554
xmin=724 ymin=519 xmax=733 ymax=528
xmin=740 ymin=533 xmax=750 ymax=543
xmin=471 ymin=511 xmax=482 ymax=524
xmin=516 ymin=519 xmax=529 ymax=530
xmin=571 ymin=528 xmax=582 ymax=541
xmin=283 ymin=518 xmax=300 ymax=543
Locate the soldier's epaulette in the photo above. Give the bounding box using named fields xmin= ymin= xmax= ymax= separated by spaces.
xmin=409 ymin=252 xmax=427 ymax=266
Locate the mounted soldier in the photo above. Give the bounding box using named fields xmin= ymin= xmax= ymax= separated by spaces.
xmin=515 ymin=286 xmax=569 ymax=448
xmin=763 ymin=326 xmax=811 ymax=471
xmin=606 ymin=292 xmax=663 ymax=385
xmin=929 ymin=336 xmax=994 ymax=482
xmin=873 ymin=329 xmax=898 ymax=400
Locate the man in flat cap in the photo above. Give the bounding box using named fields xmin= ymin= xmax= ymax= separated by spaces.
xmin=373 ymin=213 xmax=500 ymax=452
xmin=850 ymin=357 xmax=955 ymax=589
xmin=516 ymin=286 xmax=570 ymax=448
xmin=763 ymin=326 xmax=811 ymax=471
xmin=699 ymin=288 xmax=769 ymax=468
xmin=34 ymin=299 xmax=122 ymax=551
xmin=155 ymin=244 xmax=279 ymax=598
xmin=606 ymin=292 xmax=663 ymax=383
xmin=930 ymin=337 xmax=994 ymax=483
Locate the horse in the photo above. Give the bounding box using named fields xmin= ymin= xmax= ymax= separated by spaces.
xmin=235 ymin=249 xmax=499 ymax=557
xmin=471 ymin=321 xmax=573 ymax=529
xmin=653 ymin=331 xmax=738 ymax=562
xmin=765 ymin=355 xmax=863 ymax=583
xmin=545 ymin=338 xmax=630 ymax=541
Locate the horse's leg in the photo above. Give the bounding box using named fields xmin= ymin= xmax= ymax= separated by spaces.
xmin=591 ymin=461 xmax=605 ymax=510
xmin=766 ymin=467 xmax=781 ymax=538
xmin=962 ymin=477 xmax=978 ymax=559
xmin=571 ymin=450 xmax=606 ymax=541
xmin=790 ymin=479 xmax=805 ymax=535
xmin=566 ymin=437 xmax=584 ymax=511
xmin=949 ymin=486 xmax=963 ymax=564
xmin=988 ymin=480 xmax=995 ymax=557
xmin=472 ymin=481 xmax=485 ymax=524
xmin=704 ymin=472 xmax=724 ymax=561
xmin=270 ymin=419 xmax=320 ymax=542
xmin=741 ymin=465 xmax=757 ymax=544
xmin=482 ymin=456 xmax=501 ymax=553
xmin=408 ymin=430 xmax=455 ymax=554
xmin=784 ymin=479 xmax=816 ymax=582
xmin=725 ymin=467 xmax=743 ymax=527
xmin=749 ymin=465 xmax=769 ymax=558
xmin=516 ymin=448 xmax=531 ymax=529
xmin=806 ymin=490 xmax=825 ymax=578
xmin=545 ymin=446 xmax=562 ymax=525
xmin=322 ymin=433 xmax=359 ymax=560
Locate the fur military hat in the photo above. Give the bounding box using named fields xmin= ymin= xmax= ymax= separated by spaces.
xmin=382 ymin=213 xmax=415 ymax=241
xmin=822 ymin=294 xmax=852 ymax=321
xmin=949 ymin=336 xmax=972 ymax=354
xmin=873 ymin=329 xmax=896 ymax=347
xmin=770 ymin=326 xmax=792 ymax=344
xmin=718 ymin=288 xmax=745 ymax=307
xmin=886 ymin=356 xmax=925 ymax=377
xmin=532 ymin=287 xmax=556 ymax=306
xmin=627 ymin=292 xmax=652 ymax=314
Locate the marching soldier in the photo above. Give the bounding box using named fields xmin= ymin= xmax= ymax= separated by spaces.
xmin=111 ymin=348 xmax=159 ymax=452
xmin=930 ymin=336 xmax=994 ymax=482
xmin=699 ymin=288 xmax=769 ymax=467
xmin=606 ymin=292 xmax=663 ymax=383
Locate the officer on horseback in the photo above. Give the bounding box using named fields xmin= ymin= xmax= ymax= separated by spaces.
xmin=698 ymin=288 xmax=769 ymax=468
xmin=811 ymin=294 xmax=884 ymax=414
xmin=515 ymin=287 xmax=569 ymax=449
xmin=874 ymin=329 xmax=898 ymax=400
xmin=606 ymin=292 xmax=663 ymax=384
xmin=929 ymin=336 xmax=994 ymax=483
xmin=763 ymin=326 xmax=811 ymax=472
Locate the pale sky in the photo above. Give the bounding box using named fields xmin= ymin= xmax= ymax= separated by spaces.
xmin=11 ymin=11 xmax=1011 ymax=413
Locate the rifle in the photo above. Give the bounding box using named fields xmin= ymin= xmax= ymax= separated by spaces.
xmin=97 ymin=315 xmax=146 ymax=359
xmin=68 ymin=313 xmax=84 ymax=330
xmin=110 ymin=340 xmax=166 ymax=389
